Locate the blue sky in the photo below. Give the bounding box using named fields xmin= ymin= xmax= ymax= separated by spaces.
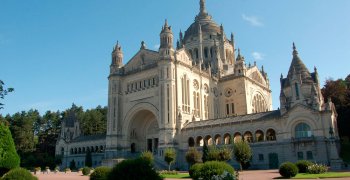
xmin=1 ymin=0 xmax=349 ymax=115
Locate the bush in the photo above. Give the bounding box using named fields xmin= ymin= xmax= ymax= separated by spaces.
xmin=211 ymin=170 xmax=238 ymax=180
xmin=185 ymin=148 xmax=202 ymax=166
xmin=159 ymin=170 xmax=178 ymax=175
xmin=2 ymin=168 xmax=38 ymax=180
xmin=0 ymin=123 xmax=20 ymax=176
xmin=140 ymin=151 xmax=154 ymax=165
xmin=189 ymin=163 xmax=203 ymax=180
xmin=164 ymin=148 xmax=176 ymax=171
xmin=307 ymin=163 xmax=328 ymax=174
xmin=279 ymin=162 xmax=298 ymax=178
xmin=200 ymin=161 xmax=235 ymax=180
xmin=233 ymin=140 xmax=252 ymax=171
xmin=107 ymin=158 xmax=162 ymax=180
xmin=82 ymin=167 xmax=91 ymax=176
xmin=90 ymin=166 xmax=111 ymax=180
xmin=295 ymin=160 xmax=313 ymax=173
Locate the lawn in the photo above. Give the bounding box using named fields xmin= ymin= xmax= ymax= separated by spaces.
xmin=293 ymin=172 xmax=350 ymax=179
xmin=160 ymin=173 xmax=190 ymax=179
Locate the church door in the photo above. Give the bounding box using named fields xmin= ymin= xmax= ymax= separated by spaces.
xmin=268 ymin=153 xmax=279 ymax=169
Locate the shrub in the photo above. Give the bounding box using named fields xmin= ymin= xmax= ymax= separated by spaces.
xmin=2 ymin=167 xmax=38 ymax=180
xmin=64 ymin=168 xmax=71 ymax=173
xmin=107 ymin=158 xmax=162 ymax=180
xmin=211 ymin=170 xmax=238 ymax=180
xmin=159 ymin=170 xmax=178 ymax=175
xmin=82 ymin=167 xmax=91 ymax=176
xmin=0 ymin=123 xmax=20 ymax=176
xmin=200 ymin=161 xmax=235 ymax=180
xmin=90 ymin=166 xmax=111 ymax=180
xmin=69 ymin=160 xmax=77 ymax=171
xmin=307 ymin=163 xmax=328 ymax=174
xmin=189 ymin=163 xmax=203 ymax=180
xmin=185 ymin=148 xmax=202 ymax=166
xmin=140 ymin=151 xmax=154 ymax=165
xmin=295 ymin=160 xmax=313 ymax=173
xmin=279 ymin=162 xmax=298 ymax=178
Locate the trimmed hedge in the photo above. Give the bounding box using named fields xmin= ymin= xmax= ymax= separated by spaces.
xmin=0 ymin=123 xmax=20 ymax=176
xmin=107 ymin=158 xmax=162 ymax=180
xmin=90 ymin=166 xmax=111 ymax=180
xmin=189 ymin=163 xmax=203 ymax=180
xmin=279 ymin=162 xmax=298 ymax=178
xmin=295 ymin=160 xmax=313 ymax=173
xmin=189 ymin=161 xmax=235 ymax=180
xmin=82 ymin=167 xmax=91 ymax=176
xmin=2 ymin=168 xmax=37 ymax=180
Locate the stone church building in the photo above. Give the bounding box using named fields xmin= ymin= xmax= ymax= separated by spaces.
xmin=56 ymin=0 xmax=341 ymax=170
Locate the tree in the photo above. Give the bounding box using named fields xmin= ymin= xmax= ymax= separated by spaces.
xmin=233 ymin=140 xmax=252 ymax=171
xmin=85 ymin=149 xmax=92 ymax=167
xmin=185 ymin=147 xmax=201 ymax=167
xmin=0 ymin=122 xmax=20 ymax=176
xmin=321 ymin=76 xmax=350 ymax=138
xmin=69 ymin=160 xmax=77 ymax=171
xmin=140 ymin=151 xmax=154 ymax=165
xmin=202 ymin=143 xmax=209 ymax=163
xmin=0 ymin=80 xmax=14 ymax=109
xmin=164 ymin=148 xmax=176 ymax=171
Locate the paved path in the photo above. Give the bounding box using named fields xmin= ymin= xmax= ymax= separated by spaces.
xmin=34 ymin=170 xmax=350 ymax=180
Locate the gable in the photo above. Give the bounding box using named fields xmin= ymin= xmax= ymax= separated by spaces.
xmin=124 ymin=49 xmax=159 ymax=73
xmin=246 ymin=67 xmax=267 ymax=86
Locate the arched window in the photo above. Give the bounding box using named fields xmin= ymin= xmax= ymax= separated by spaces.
xmin=188 ymin=137 xmax=195 ymax=147
xmin=204 ymin=47 xmax=209 ymax=58
xmin=295 ymin=83 xmax=300 ymax=99
xmin=189 ymin=49 xmax=193 ymax=59
xmin=195 ymin=48 xmax=199 ymax=59
xmin=196 ymin=136 xmax=203 ymax=147
xmin=295 ymin=123 xmax=312 ymax=138
xmin=214 ymin=134 xmax=221 ymax=145
xmin=266 ymin=129 xmax=276 ymax=141
xmin=252 ymin=94 xmax=267 ymax=113
xmin=78 ymin=148 xmax=81 ymax=154
xmin=244 ymin=131 xmax=253 ymax=143
xmin=61 ymin=147 xmax=64 ymax=156
xmin=181 ymin=75 xmax=190 ymax=113
xmin=255 ymin=130 xmax=264 ymax=142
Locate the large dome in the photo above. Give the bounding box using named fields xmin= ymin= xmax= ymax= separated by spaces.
xmin=183 ymin=18 xmax=221 ymax=43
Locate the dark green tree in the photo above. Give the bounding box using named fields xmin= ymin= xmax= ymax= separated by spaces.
xmin=0 ymin=122 xmax=20 ymax=176
xmin=233 ymin=140 xmax=252 ymax=171
xmin=85 ymin=150 xmax=92 ymax=167
xmin=202 ymin=143 xmax=209 ymax=163
xmin=164 ymin=148 xmax=176 ymax=171
xmin=0 ymin=80 xmax=14 ymax=109
xmin=69 ymin=160 xmax=77 ymax=171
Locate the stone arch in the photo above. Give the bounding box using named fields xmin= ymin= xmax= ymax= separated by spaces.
xmin=285 ymin=116 xmax=317 ymax=135
xmin=214 ymin=134 xmax=221 ymax=145
xmin=255 ymin=130 xmax=264 ymax=142
xmin=224 ymin=133 xmax=231 ymax=145
xmin=233 ymin=132 xmax=242 ymax=143
xmin=294 ymin=122 xmax=312 ymax=138
xmin=251 ymin=92 xmax=268 ymax=113
xmin=205 ymin=135 xmax=213 ymax=146
xmin=188 ymin=137 xmax=195 ymax=147
xmin=196 ymin=136 xmax=203 ymax=147
xmin=244 ymin=131 xmax=253 ymax=143
xmin=266 ymin=129 xmax=276 ymax=141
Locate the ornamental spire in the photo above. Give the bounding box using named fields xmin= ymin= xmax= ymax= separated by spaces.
xmin=200 ymin=0 xmax=207 ymax=14
xmin=293 ymin=42 xmax=298 ymax=56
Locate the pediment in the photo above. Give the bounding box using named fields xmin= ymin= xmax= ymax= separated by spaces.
xmin=124 ymin=49 xmax=159 ymax=72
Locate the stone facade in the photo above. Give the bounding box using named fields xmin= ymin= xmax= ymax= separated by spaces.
xmin=56 ymin=0 xmax=341 ymax=170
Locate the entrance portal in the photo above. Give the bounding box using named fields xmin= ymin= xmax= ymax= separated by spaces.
xmin=128 ymin=110 xmax=159 ymax=154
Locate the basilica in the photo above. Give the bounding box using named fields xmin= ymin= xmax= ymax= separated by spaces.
xmin=56 ymin=0 xmax=342 ymax=170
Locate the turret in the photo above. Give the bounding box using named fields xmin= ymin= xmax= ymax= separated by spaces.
xmin=234 ymin=49 xmax=246 ymax=76
xmin=159 ymin=19 xmax=175 ymax=58
xmin=111 ymin=41 xmax=123 ymax=67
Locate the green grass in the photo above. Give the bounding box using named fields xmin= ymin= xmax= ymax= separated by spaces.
xmin=160 ymin=173 xmax=190 ymax=179
xmin=292 ymin=172 xmax=350 ymax=179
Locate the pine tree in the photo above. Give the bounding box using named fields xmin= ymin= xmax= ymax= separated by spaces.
xmin=85 ymin=150 xmax=92 ymax=167
xmin=202 ymin=143 xmax=209 ymax=163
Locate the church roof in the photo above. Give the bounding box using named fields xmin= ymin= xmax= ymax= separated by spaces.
xmin=183 ymin=110 xmax=280 ymax=129
xmin=283 ymin=43 xmax=314 ymax=87
xmin=71 ymin=134 xmax=106 ymax=143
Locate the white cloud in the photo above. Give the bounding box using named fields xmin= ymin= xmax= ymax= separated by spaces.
xmin=252 ymin=52 xmax=265 ymax=61
xmin=242 ymin=14 xmax=264 ymax=27
xmin=154 ymin=44 xmax=160 ymax=49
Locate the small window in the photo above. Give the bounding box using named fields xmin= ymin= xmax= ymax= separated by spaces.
xmin=307 ymin=151 xmax=313 ymax=160
xmin=259 ymin=154 xmax=264 ymax=161
xmin=226 ymin=104 xmax=230 ymax=115
xmin=297 ymin=151 xmax=304 ymax=160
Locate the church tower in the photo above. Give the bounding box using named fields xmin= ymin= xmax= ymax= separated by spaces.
xmin=279 ymin=43 xmax=324 ymax=114
xmin=159 ymin=20 xmax=175 ymax=59
xmin=111 ymin=42 xmax=124 ymax=74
